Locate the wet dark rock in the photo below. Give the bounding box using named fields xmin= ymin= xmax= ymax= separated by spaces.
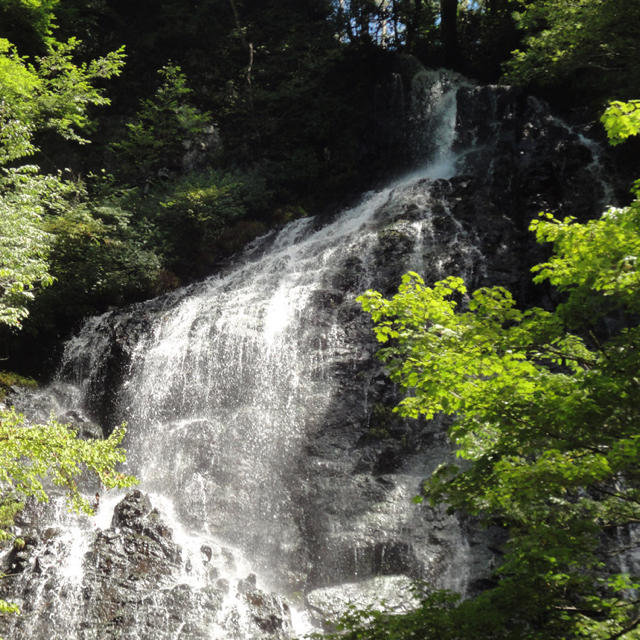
xmin=4 ymin=536 xmax=38 ymax=574
xmin=309 ymin=289 xmax=344 ymax=307
xmin=455 ymin=84 xmax=606 ymax=227
xmin=221 ymin=547 xmax=235 ymax=569
xmin=330 ymin=255 xmax=366 ymax=291
xmin=306 ymin=575 xmax=420 ymax=628
xmin=57 ymin=308 xmax=158 ymax=436
xmin=59 ymin=410 xmax=103 ymax=440
xmin=81 ymin=492 xmax=190 ymax=637
xmin=182 ymin=124 xmax=223 ymax=172
xmin=200 ymin=544 xmax=212 ymax=562
xmin=238 ymin=573 xmax=258 ymax=594
xmin=283 ymin=77 xmax=612 ymax=600
xmin=0 ymin=491 xmax=295 ymax=639
xmin=215 ymin=577 xmax=230 ymax=593
xmin=374 ymin=445 xmax=406 ymax=475
xmin=241 ymin=588 xmax=292 ymax=638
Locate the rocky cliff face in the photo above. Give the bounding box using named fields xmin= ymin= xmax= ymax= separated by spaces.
xmin=0 ymin=491 xmax=293 ymax=639
xmin=0 ymin=69 xmax=611 ymax=639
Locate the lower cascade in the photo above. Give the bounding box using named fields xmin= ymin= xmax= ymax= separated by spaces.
xmin=0 ymin=70 xmax=608 ymax=639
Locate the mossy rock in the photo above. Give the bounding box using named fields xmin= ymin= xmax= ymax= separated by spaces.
xmin=0 ymin=371 xmax=37 ymax=400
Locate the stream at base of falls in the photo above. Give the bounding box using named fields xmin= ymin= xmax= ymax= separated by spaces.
xmin=0 ymin=68 xmax=610 ymax=639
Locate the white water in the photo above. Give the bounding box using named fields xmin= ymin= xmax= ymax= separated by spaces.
xmin=4 ymin=69 xmax=503 ymax=639
xmin=118 ymin=162 xmax=462 ymax=561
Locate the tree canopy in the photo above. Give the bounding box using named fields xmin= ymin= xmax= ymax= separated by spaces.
xmin=0 ymin=32 xmax=125 ymax=329
xmin=0 ymin=22 xmax=135 ymax=621
xmin=0 ymin=405 xmax=136 ymax=617
xmin=503 ymin=0 xmax=640 ymax=103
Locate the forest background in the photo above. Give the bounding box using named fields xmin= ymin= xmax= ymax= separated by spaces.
xmin=1 ymin=0 xmax=638 ymax=376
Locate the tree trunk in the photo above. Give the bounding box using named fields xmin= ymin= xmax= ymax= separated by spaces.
xmin=440 ymin=0 xmax=459 ymax=68
xmin=338 ymin=0 xmax=355 ymax=42
xmin=406 ymin=0 xmax=423 ymax=51
xmin=357 ymin=1 xmax=371 ymax=40
xmin=228 ymin=0 xmax=253 ymax=92
xmin=391 ymin=0 xmax=399 ymax=46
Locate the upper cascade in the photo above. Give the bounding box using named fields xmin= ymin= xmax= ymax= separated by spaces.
xmin=1 ymin=68 xmax=610 ymax=640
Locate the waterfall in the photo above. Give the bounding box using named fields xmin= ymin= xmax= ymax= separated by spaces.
xmin=1 ymin=69 xmax=606 ymax=639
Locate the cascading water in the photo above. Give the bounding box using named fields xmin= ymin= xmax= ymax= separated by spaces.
xmin=1 ymin=69 xmax=609 ymax=639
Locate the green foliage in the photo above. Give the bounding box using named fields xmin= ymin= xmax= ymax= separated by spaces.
xmin=0 ymin=27 xmax=138 ymax=620
xmin=530 ymin=206 xmax=640 ymax=326
xmin=39 ymin=179 xmax=161 ymax=312
xmin=0 ymin=370 xmax=36 ymax=388
xmin=0 ymin=599 xmax=19 ymax=616
xmin=31 ymin=37 xmax=125 ymax=142
xmin=311 ymin=590 xmax=465 ymax=640
xmin=0 ymin=0 xmax=59 ymax=54
xmin=159 ymin=169 xmax=245 ymax=230
xmin=122 ymin=167 xmax=267 ymax=280
xmin=0 ymin=408 xmax=136 ymax=527
xmin=0 ymin=166 xmax=59 ymax=327
xmin=0 ymin=36 xmax=125 ymax=164
xmin=0 ymin=406 xmax=136 ymax=615
xmin=503 ymin=0 xmax=640 ymax=101
xmin=111 ymin=63 xmax=214 ymax=183
xmin=0 ymin=38 xmax=40 ymax=163
xmin=601 ymin=100 xmax=640 ymax=146
xmin=355 ymin=108 xmax=640 ymax=638
xmin=46 ymin=0 xmax=437 ymax=218
xmin=0 ymin=32 xmax=126 ymax=330
xmin=0 ymin=165 xmax=160 ymax=332
xmin=455 ymin=0 xmax=520 ymax=81
xmin=0 ymin=370 xmax=36 ymax=400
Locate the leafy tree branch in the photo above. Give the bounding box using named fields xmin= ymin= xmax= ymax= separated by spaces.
xmin=347 ymin=101 xmax=640 ymax=638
